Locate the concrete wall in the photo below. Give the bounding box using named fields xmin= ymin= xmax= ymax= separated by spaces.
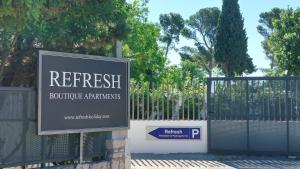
xmin=128 ymin=120 xmax=207 ymax=154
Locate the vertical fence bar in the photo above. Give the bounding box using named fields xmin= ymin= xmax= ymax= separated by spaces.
xmin=182 ymin=87 xmax=185 ymax=120
xmin=232 ymin=81 xmax=234 ymax=120
xmin=278 ymin=80 xmax=282 ymax=116
xmin=275 ymin=81 xmax=278 ymax=120
xmin=167 ymin=85 xmax=170 ymax=120
xmin=279 ymin=81 xmax=282 ymax=121
xmin=216 ymin=80 xmax=218 ymax=118
xmin=229 ymin=80 xmax=232 ymax=120
xmin=187 ymin=82 xmax=190 ymax=120
xmin=217 ymin=81 xmax=221 ymax=120
xmin=204 ymin=83 xmax=207 ymax=120
xmin=172 ymin=85 xmax=175 ymax=120
xmin=286 ymin=79 xmax=290 ymax=154
xmin=223 ymin=80 xmax=226 ymax=120
xmin=132 ymin=82 xmax=135 ymax=120
xmin=221 ymin=81 xmax=224 ymax=120
xmin=80 ymin=132 xmax=84 ymax=163
xmin=207 ymin=78 xmax=211 ymax=152
xmin=262 ymin=81 xmax=265 ymax=120
xmin=197 ymin=83 xmax=201 ymax=120
xmin=271 ymin=80 xmax=274 ymax=120
xmin=251 ymin=80 xmax=254 ymax=120
xmin=192 ymin=82 xmax=195 ymax=120
xmin=162 ymin=84 xmax=164 ymax=120
xmin=147 ymin=84 xmax=150 ymax=120
xmin=157 ymin=84 xmax=160 ymax=120
xmin=137 ymin=83 xmax=140 ymax=120
xmin=258 ymin=80 xmax=261 ymax=120
xmin=292 ymin=79 xmax=294 ymax=123
xmin=239 ymin=80 xmax=243 ymax=120
xmin=276 ymin=80 xmax=280 ymax=120
xmin=234 ymin=80 xmax=236 ymax=120
xmin=274 ymin=80 xmax=277 ymax=120
xmin=289 ymin=80 xmax=294 ymax=120
xmin=233 ymin=80 xmax=236 ymax=120
xmin=257 ymin=80 xmax=261 ymax=120
xmin=260 ymin=81 xmax=264 ymax=120
xmin=270 ymin=80 xmax=272 ymax=120
xmin=268 ymin=80 xmax=271 ymax=120
xmin=246 ymin=79 xmax=250 ymax=153
xmin=142 ymin=84 xmax=145 ymax=120
xmin=22 ymin=92 xmax=28 ymax=163
xmin=151 ymin=83 xmax=154 ymax=120
xmin=297 ymin=81 xmax=299 ymax=121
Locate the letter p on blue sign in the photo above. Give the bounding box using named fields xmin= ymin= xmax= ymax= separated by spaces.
xmin=191 ymin=128 xmax=200 ymax=139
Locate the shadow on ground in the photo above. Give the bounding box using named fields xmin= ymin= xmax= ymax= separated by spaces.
xmin=131 ymin=153 xmax=300 ymax=169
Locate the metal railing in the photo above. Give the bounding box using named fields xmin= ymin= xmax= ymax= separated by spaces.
xmin=207 ymin=77 xmax=300 ymax=121
xmin=207 ymin=77 xmax=300 ymax=155
xmin=0 ymin=88 xmax=106 ymax=168
xmin=0 ymin=80 xmax=207 ymax=168
xmin=130 ymin=81 xmax=207 ymax=120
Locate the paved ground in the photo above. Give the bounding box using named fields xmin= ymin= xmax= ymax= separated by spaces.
xmin=131 ymin=159 xmax=234 ymax=169
xmin=131 ymin=153 xmax=300 ymax=169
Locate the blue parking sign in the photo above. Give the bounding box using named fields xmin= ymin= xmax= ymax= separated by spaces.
xmin=148 ymin=127 xmax=201 ymax=140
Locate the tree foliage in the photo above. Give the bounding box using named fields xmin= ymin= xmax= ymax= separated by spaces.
xmin=257 ymin=8 xmax=282 ymax=70
xmin=0 ymin=0 xmax=131 ymax=87
xmin=181 ymin=60 xmax=205 ymax=82
xmin=123 ymin=1 xmax=166 ymax=84
xmin=215 ymin=0 xmax=255 ymax=77
xmin=269 ymin=8 xmax=300 ymax=76
xmin=181 ymin=7 xmax=220 ymax=77
xmin=159 ymin=12 xmax=184 ymax=56
xmin=161 ymin=62 xmax=205 ymax=90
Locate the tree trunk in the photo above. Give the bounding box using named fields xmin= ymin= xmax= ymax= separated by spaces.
xmin=208 ymin=70 xmax=212 ymax=78
xmin=165 ymin=43 xmax=170 ymax=57
xmin=270 ymin=55 xmax=275 ymax=69
xmin=208 ymin=60 xmax=213 ymax=78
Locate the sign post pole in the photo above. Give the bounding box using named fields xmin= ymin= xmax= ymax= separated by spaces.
xmin=80 ymin=132 xmax=84 ymax=163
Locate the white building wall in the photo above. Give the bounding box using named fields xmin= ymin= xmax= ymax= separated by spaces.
xmin=128 ymin=120 xmax=207 ymax=154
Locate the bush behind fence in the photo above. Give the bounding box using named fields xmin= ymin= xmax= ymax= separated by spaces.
xmin=209 ymin=78 xmax=300 ymax=121
xmin=130 ymin=80 xmax=207 ymax=120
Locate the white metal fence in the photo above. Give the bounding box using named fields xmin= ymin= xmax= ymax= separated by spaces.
xmin=130 ymin=81 xmax=207 ymax=120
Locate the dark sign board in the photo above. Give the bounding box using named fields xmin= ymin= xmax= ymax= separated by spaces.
xmin=38 ymin=50 xmax=129 ymax=135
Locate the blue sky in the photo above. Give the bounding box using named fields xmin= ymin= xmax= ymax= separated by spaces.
xmin=146 ymin=0 xmax=300 ymax=76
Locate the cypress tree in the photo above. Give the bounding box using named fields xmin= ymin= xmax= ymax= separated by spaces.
xmin=215 ymin=0 xmax=255 ymax=77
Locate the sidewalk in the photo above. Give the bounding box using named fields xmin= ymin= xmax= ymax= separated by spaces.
xmin=131 ymin=153 xmax=300 ymax=169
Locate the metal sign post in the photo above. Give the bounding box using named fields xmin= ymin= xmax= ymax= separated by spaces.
xmin=80 ymin=132 xmax=84 ymax=163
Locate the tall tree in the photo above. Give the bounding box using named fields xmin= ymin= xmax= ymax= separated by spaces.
xmin=123 ymin=12 xmax=166 ymax=83
xmin=215 ymin=0 xmax=255 ymax=77
xmin=257 ymin=8 xmax=282 ymax=69
xmin=123 ymin=0 xmax=166 ymax=84
xmin=159 ymin=13 xmax=184 ymax=56
xmin=181 ymin=7 xmax=220 ymax=77
xmin=269 ymin=8 xmax=300 ymax=76
xmin=0 ymin=0 xmax=131 ymax=87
